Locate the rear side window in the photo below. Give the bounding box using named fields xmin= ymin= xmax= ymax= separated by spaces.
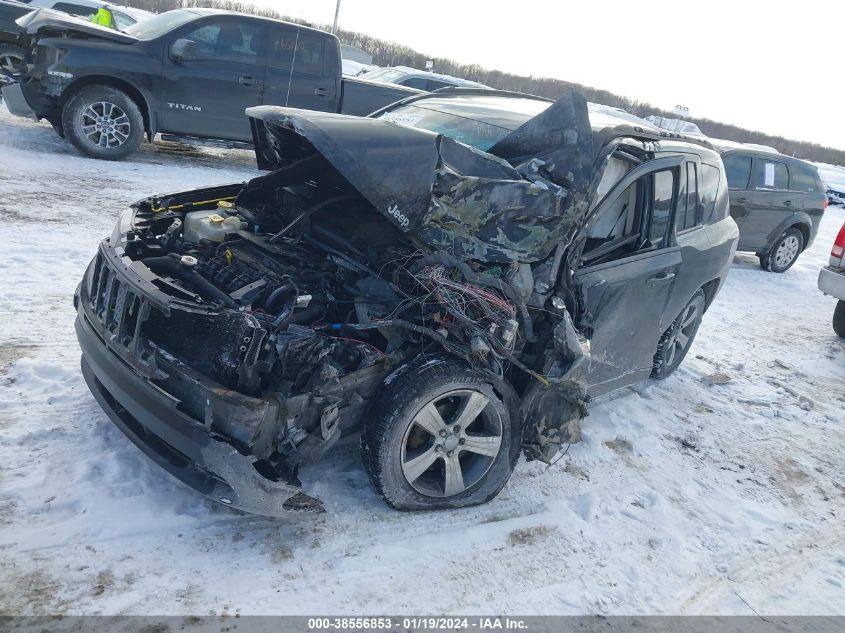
xmin=753 ymin=158 xmax=789 ymax=191
xmin=789 ymin=162 xmax=822 ymax=193
xmin=723 ymin=154 xmax=751 ymax=190
xmin=700 ymin=163 xmax=721 ymax=222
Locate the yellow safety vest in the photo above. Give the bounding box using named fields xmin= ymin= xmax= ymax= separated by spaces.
xmin=90 ymin=8 xmax=114 ymax=29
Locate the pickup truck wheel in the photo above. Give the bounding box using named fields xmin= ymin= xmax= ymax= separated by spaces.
xmin=652 ymin=289 xmax=706 ymax=379
xmin=362 ymin=358 xmax=517 ymax=511
xmin=760 ymin=228 xmax=803 ymax=273
xmin=62 ymin=86 xmax=144 ymax=160
xmin=833 ymin=301 xmax=845 ymax=338
xmin=0 ymin=45 xmax=24 ymax=75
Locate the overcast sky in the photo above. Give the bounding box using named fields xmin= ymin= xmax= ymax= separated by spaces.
xmin=254 ymin=0 xmax=845 ymax=151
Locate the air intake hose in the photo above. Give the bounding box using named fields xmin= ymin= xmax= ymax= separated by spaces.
xmin=141 ymin=255 xmax=235 ymax=307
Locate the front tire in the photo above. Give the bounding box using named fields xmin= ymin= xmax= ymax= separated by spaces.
xmin=760 ymin=228 xmax=803 ymax=273
xmin=62 ymin=85 xmax=144 ymax=160
xmin=652 ymin=289 xmax=706 ymax=379
xmin=833 ymin=300 xmax=845 ymax=338
xmin=0 ymin=44 xmax=24 ymax=76
xmin=362 ymin=358 xmax=518 ymax=511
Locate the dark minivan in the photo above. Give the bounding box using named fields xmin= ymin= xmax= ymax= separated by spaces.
xmin=715 ymin=142 xmax=827 ymax=272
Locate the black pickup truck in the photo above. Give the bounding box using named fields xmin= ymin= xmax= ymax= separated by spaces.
xmin=0 ymin=0 xmax=28 ymax=73
xmin=2 ymin=8 xmax=421 ymax=159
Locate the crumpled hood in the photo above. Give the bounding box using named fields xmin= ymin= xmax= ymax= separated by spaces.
xmin=246 ymin=90 xmax=593 ymax=264
xmin=16 ymin=8 xmax=138 ymax=43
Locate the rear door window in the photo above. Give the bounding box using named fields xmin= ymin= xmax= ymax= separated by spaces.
xmin=753 ymin=158 xmax=789 ymax=191
xmin=268 ymin=25 xmax=298 ymax=70
xmin=676 ymin=162 xmax=699 ymax=232
xmin=649 ymin=170 xmax=675 ymax=244
xmin=789 ymin=162 xmax=822 ymax=193
xmin=723 ymin=154 xmax=751 ymax=190
xmin=292 ymin=30 xmax=326 ymax=75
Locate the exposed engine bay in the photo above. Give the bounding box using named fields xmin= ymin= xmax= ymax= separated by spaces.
xmin=76 ymin=91 xmax=611 ymax=514
xmin=129 ymin=189 xmax=552 ymax=383
xmin=73 ymin=89 xmax=735 ymax=515
xmin=111 ymin=172 xmax=586 ymax=477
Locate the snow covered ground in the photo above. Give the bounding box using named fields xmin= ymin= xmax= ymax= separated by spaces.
xmin=0 ymin=104 xmax=843 ymax=616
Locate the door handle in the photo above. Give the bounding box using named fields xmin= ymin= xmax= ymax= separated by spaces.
xmin=238 ymin=76 xmax=259 ymax=86
xmin=784 ymin=200 xmax=793 ymax=206
xmin=647 ymin=272 xmax=675 ymax=285
xmin=314 ymin=87 xmax=328 ymax=97
xmin=735 ymin=197 xmax=749 ymax=203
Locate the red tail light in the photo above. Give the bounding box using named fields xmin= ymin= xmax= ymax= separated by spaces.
xmin=824 ymin=196 xmax=829 ymax=210
xmin=833 ymin=222 xmax=845 ymax=259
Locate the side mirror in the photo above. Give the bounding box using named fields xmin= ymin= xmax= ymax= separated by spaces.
xmin=169 ymin=38 xmax=198 ymax=62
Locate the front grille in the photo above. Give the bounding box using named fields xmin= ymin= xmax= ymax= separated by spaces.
xmin=86 ymin=251 xmax=152 ymax=367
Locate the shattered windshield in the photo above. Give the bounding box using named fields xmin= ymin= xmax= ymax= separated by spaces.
xmin=378 ymin=96 xmax=551 ymax=151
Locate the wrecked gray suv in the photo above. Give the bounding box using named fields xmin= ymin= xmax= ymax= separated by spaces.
xmin=74 ymin=89 xmax=738 ymax=515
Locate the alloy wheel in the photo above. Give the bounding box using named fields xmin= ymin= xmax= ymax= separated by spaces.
xmin=80 ymin=101 xmax=131 ymax=148
xmin=773 ymin=235 xmax=800 ymax=270
xmin=0 ymin=53 xmax=22 ymax=74
xmin=664 ymin=302 xmax=700 ymax=367
xmin=400 ymin=389 xmax=503 ymax=498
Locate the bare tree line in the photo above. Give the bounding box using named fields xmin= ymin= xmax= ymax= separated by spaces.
xmin=121 ymin=0 xmax=845 ymax=167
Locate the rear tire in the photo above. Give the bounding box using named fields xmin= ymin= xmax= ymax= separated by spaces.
xmin=833 ymin=300 xmax=845 ymax=338
xmin=62 ymin=85 xmax=144 ymax=160
xmin=362 ymin=358 xmax=518 ymax=511
xmin=760 ymin=228 xmax=803 ymax=273
xmin=652 ymin=289 xmax=706 ymax=379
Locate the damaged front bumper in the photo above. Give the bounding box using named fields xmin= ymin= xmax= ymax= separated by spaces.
xmin=74 ymin=257 xmax=324 ymax=517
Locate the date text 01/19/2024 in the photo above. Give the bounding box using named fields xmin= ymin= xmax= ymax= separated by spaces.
xmin=307 ymin=617 xmax=529 ymax=630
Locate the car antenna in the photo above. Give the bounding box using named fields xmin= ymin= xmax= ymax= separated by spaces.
xmin=285 ymin=28 xmax=300 ymax=107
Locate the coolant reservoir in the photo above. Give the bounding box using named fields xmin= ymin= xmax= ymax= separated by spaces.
xmin=183 ymin=208 xmax=244 ymax=243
